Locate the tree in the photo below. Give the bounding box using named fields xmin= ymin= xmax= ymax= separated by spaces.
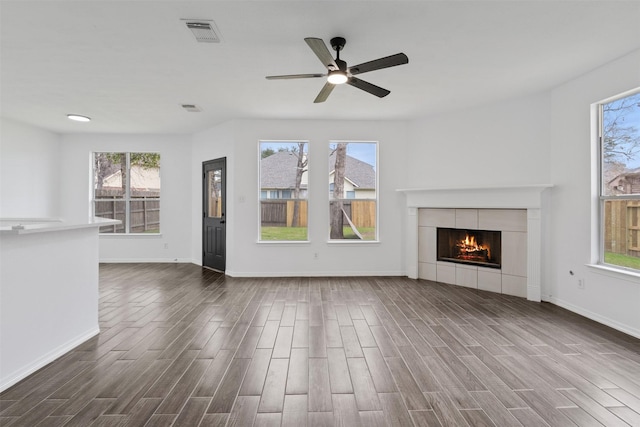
xmin=130 ymin=153 xmax=160 ymax=169
xmin=602 ymin=94 xmax=640 ymax=191
xmin=94 ymin=152 xmax=160 ymax=191
xmin=330 ymin=143 xmax=347 ymax=239
xmin=94 ymin=153 xmax=125 ymax=191
xmin=603 ymin=94 xmax=640 ymax=165
xmin=261 ymin=147 xmax=276 ymax=158
xmin=291 ymin=143 xmax=307 ymax=227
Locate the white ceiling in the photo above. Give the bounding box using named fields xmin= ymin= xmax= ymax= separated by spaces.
xmin=1 ymin=1 xmax=639 ymax=134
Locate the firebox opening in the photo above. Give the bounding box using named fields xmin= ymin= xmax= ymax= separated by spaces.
xmin=437 ymin=228 xmax=501 ymax=269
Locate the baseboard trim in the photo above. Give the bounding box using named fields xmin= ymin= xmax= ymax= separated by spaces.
xmin=224 ymin=270 xmax=405 ymax=278
xmin=99 ymin=258 xmax=192 ymax=263
xmin=547 ymin=296 xmax=640 ymax=339
xmin=100 ymin=261 xmax=402 ymax=277
xmin=0 ymin=326 xmax=100 ymax=393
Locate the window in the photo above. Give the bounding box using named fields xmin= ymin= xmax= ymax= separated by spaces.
xmin=93 ymin=152 xmax=161 ymax=234
xmin=600 ymin=90 xmax=640 ymax=270
xmin=329 ymin=142 xmax=377 ymax=241
xmin=259 ymin=141 xmax=308 ymax=241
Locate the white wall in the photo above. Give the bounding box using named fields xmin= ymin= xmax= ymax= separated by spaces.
xmin=59 ymin=134 xmax=193 ymax=262
xmin=0 ymin=118 xmax=61 ymax=218
xmin=192 ymin=119 xmax=408 ymax=276
xmin=548 ymin=49 xmax=640 ymax=338
xmin=406 ymin=92 xmax=551 ymax=188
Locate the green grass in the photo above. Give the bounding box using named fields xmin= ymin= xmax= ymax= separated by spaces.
xmin=261 ymin=227 xmax=308 ymax=241
xmin=340 ymin=227 xmax=376 ymax=240
xmin=260 ymin=226 xmax=376 ymax=241
xmin=604 ymin=252 xmax=640 ymax=270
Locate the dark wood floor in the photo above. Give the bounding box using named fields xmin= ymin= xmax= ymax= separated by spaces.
xmin=2 ymin=264 xmax=640 ymax=426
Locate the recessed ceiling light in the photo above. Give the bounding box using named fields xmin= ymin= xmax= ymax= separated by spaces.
xmin=67 ymin=114 xmax=91 ymax=122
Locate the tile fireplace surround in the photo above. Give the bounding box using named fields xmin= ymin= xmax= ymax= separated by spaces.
xmin=397 ymin=185 xmax=552 ymax=302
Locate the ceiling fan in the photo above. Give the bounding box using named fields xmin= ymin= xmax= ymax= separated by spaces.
xmin=266 ymin=37 xmax=409 ymax=103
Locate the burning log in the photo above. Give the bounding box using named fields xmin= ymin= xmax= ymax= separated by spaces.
xmin=455 ymin=234 xmax=491 ymax=261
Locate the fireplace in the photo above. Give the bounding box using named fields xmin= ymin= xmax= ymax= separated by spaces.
xmin=399 ymin=185 xmax=552 ymax=301
xmin=437 ymin=228 xmax=501 ymax=269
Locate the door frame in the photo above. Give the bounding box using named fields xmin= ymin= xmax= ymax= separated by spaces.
xmin=202 ymin=157 xmax=226 ymax=272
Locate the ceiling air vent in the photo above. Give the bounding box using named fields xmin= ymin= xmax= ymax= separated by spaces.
xmin=185 ymin=21 xmax=220 ymax=43
xmin=181 ymin=104 xmax=202 ymax=112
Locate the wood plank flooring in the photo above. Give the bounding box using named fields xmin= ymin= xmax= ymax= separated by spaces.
xmin=2 ymin=263 xmax=640 ymax=426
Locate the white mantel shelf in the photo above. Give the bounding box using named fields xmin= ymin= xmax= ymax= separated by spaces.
xmin=397 ymin=184 xmax=553 ymax=192
xmin=398 ymin=184 xmax=553 ymax=303
xmin=397 ymin=184 xmax=553 ymax=209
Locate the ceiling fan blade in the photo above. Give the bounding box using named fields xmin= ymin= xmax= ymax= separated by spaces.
xmin=266 ymin=73 xmax=325 ymax=80
xmin=347 ymin=77 xmax=390 ymax=98
xmin=304 ymin=37 xmax=338 ymax=70
xmin=348 ymin=53 xmax=408 ymax=76
xmin=314 ymin=82 xmax=335 ymax=103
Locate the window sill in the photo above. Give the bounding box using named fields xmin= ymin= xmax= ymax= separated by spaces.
xmin=257 ymin=240 xmax=311 ymax=245
xmin=586 ymin=263 xmax=640 ymax=283
xmin=327 ymin=240 xmax=380 ymax=245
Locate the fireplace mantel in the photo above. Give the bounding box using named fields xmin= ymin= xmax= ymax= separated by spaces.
xmin=397 ymin=184 xmax=553 ymax=302
xmin=397 ymin=184 xmax=553 ymax=209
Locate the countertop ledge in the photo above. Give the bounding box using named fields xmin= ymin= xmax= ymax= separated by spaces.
xmin=1 ymin=217 xmax=120 ymax=235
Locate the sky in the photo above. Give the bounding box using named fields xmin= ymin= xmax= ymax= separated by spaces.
xmin=604 ymin=91 xmax=640 ymax=169
xmin=261 ymin=141 xmax=377 ymax=166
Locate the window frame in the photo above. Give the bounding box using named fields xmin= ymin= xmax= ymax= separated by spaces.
xmin=258 ymin=140 xmax=310 ymax=243
xmin=328 ymin=140 xmax=379 ymax=243
xmin=597 ymin=88 xmax=640 ymax=272
xmin=92 ymin=152 xmax=161 ymax=235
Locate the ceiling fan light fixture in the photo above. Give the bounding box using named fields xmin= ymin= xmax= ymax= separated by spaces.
xmin=327 ymin=70 xmax=348 ymax=85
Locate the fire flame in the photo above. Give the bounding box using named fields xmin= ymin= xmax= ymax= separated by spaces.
xmin=456 ymin=234 xmax=491 ymax=259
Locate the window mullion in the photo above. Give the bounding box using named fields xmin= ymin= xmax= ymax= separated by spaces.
xmin=125 ymin=152 xmax=131 ymax=233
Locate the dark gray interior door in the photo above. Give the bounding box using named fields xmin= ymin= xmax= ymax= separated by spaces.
xmin=203 ymin=158 xmax=226 ymax=271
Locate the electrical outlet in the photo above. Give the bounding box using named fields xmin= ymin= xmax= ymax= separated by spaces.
xmin=164 ymin=243 xmax=169 ymax=249
xmin=314 ymin=252 xmax=319 ymax=259
xmin=577 ymin=279 xmax=585 ymax=289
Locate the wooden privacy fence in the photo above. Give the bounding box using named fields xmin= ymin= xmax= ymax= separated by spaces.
xmin=261 ymin=199 xmax=375 ymax=228
xmin=348 ymin=200 xmax=376 ymax=228
xmin=95 ymin=190 xmax=160 ymax=233
xmin=604 ymin=199 xmax=640 ymax=257
xmin=261 ymin=200 xmax=308 ymax=227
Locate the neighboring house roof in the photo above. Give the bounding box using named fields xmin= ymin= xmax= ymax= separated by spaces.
xmin=260 ymin=150 xmax=375 ymax=190
xmin=261 ymin=151 xmax=308 ymax=189
xmin=607 ymin=168 xmax=640 ymax=194
xmin=329 ymin=151 xmax=376 ymax=189
xmin=102 ymin=165 xmax=161 ymax=191
xmin=608 ymin=167 xmax=640 ymax=185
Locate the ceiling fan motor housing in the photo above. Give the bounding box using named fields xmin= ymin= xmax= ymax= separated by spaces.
xmin=330 ymin=37 xmax=346 ymax=52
